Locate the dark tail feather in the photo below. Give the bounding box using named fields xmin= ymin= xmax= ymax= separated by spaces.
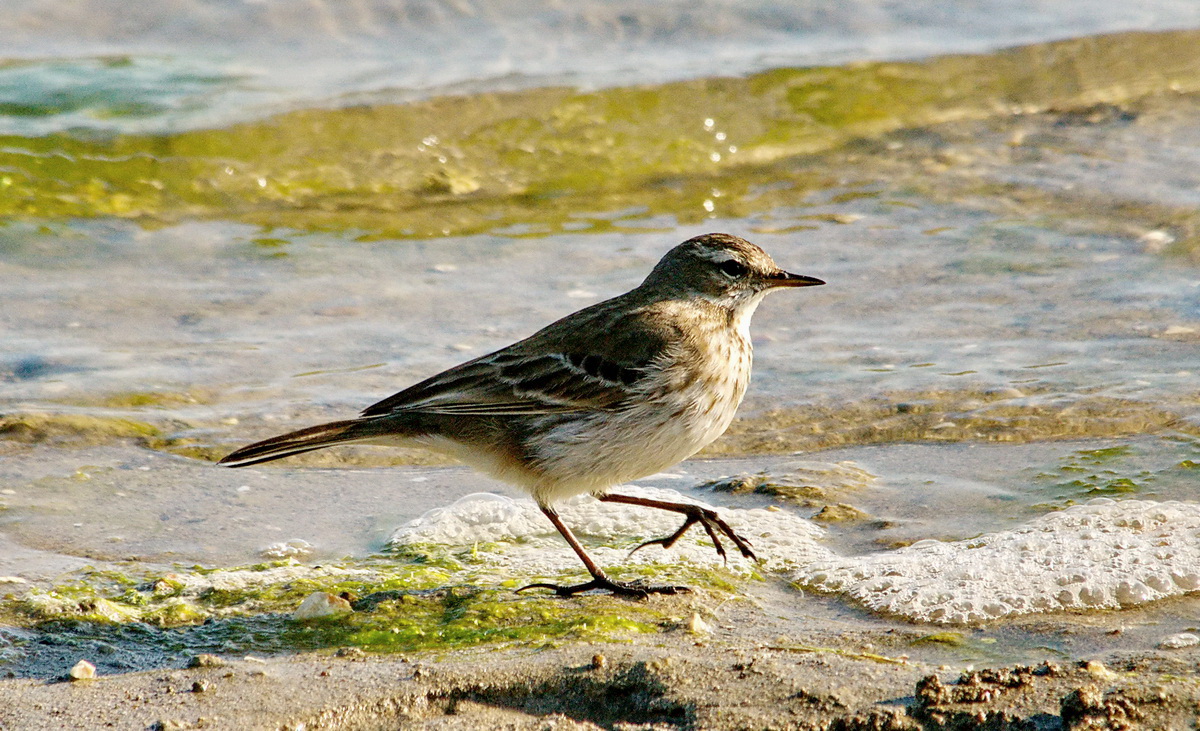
xmin=217 ymin=418 xmax=395 ymax=468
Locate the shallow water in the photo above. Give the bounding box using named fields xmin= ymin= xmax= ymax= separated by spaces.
xmin=4 ymin=1 xmax=1199 ymax=134
xmin=1 ymin=8 xmax=1199 ymax=678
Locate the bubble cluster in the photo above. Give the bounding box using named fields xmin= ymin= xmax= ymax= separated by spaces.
xmin=797 ymin=499 xmax=1200 ymax=624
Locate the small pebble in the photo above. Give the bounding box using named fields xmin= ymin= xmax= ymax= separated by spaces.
xmin=687 ymin=612 xmax=713 ymax=634
xmin=293 ymin=592 xmax=353 ymax=620
xmin=1158 ymin=632 xmax=1200 ymax=649
xmin=191 ymin=680 xmax=210 ymax=693
xmin=1080 ymin=659 xmax=1117 ymax=679
xmin=68 ymin=660 xmax=96 ymax=681
xmin=591 ymin=653 xmax=607 ymax=670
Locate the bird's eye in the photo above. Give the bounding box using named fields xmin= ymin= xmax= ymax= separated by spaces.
xmin=718 ymin=260 xmax=748 ymax=277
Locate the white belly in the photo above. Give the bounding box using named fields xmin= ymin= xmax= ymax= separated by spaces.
xmin=524 ymin=345 xmax=751 ymax=503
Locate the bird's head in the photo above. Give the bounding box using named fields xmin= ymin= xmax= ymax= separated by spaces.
xmin=642 ymin=233 xmax=824 ymax=309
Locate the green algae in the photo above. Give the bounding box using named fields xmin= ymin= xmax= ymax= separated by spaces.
xmin=1027 ymin=438 xmax=1200 ymax=509
xmin=765 ymin=642 xmax=910 ymax=666
xmin=708 ymin=389 xmax=1200 ymax=457
xmin=4 ymin=30 xmax=1200 ymax=240
xmin=79 ymin=390 xmax=216 ymax=409
xmin=5 ymin=385 xmax=1194 ymax=459
xmin=312 ymin=590 xmax=660 ymax=653
xmin=0 ymin=555 xmax=711 ymax=676
xmin=910 ymin=631 xmax=972 ymax=648
xmin=0 ymin=412 xmax=160 ymax=445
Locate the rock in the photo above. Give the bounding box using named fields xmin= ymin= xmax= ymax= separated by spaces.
xmin=188 ymin=653 xmax=227 ymax=669
xmin=1158 ymin=632 xmax=1200 ymax=649
xmin=85 ymin=597 xmax=138 ymax=622
xmin=812 ymin=503 xmax=871 ymax=523
xmin=703 ymin=461 xmax=876 ymax=506
xmin=1061 ymin=685 xmax=1141 ymax=729
xmin=68 ymin=659 xmax=96 ymax=681
xmin=191 ymin=680 xmax=210 ymax=693
xmin=1080 ymin=659 xmax=1118 ymax=680
xmin=591 ymin=653 xmax=607 ymax=670
xmin=292 ymin=591 xmax=353 ymax=620
xmin=687 ymin=612 xmax=713 ymax=634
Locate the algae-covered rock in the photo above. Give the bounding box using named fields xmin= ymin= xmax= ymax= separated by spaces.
xmin=812 ymin=504 xmax=872 ymax=523
xmin=704 ymin=461 xmax=876 ymax=507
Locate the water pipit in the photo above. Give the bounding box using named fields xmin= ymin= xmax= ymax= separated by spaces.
xmin=220 ymin=233 xmax=824 ymax=596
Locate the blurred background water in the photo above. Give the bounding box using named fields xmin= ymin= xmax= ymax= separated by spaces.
xmin=1 ymin=0 xmax=1199 ymax=674
xmin=4 ymin=0 xmax=1200 ymax=135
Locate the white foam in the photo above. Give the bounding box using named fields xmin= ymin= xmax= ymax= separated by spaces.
xmin=797 ymin=499 xmax=1200 ymax=624
xmin=390 ymin=490 xmax=1200 ymax=625
xmin=390 ymin=486 xmax=831 ymax=577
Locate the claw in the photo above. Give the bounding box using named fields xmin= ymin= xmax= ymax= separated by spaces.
xmin=609 ymin=498 xmax=757 ymax=564
xmin=627 ymin=515 xmax=698 ymax=557
xmin=697 ymin=518 xmax=728 ymax=564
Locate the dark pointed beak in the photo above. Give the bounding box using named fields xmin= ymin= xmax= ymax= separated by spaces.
xmin=767 ymin=271 xmax=825 ymax=288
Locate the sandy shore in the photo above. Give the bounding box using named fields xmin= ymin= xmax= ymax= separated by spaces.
xmin=5 ymin=584 xmax=1200 ymax=730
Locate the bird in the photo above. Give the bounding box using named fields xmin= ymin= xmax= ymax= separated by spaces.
xmin=219 ymin=233 xmax=824 ymax=597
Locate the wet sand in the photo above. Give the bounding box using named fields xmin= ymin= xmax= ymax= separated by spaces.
xmin=6 ymin=583 xmax=1200 ymax=730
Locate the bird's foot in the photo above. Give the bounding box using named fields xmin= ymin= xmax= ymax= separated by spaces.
xmin=516 ymin=575 xmax=690 ymax=599
xmin=628 ymin=505 xmax=757 ymax=564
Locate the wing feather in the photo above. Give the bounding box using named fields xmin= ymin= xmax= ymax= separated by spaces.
xmin=360 ymin=295 xmax=674 ymax=418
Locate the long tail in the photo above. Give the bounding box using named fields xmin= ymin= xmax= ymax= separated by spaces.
xmin=217 ymin=418 xmax=397 ymax=468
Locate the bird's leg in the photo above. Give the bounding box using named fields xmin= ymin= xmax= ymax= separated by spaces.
xmin=598 ymin=493 xmax=757 ymax=564
xmin=516 ymin=505 xmax=690 ymax=598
